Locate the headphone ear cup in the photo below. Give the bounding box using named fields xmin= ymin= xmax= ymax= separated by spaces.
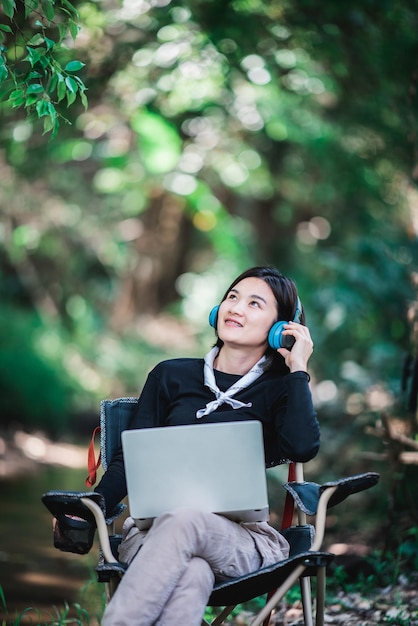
xmin=209 ymin=305 xmax=219 ymax=329
xmin=268 ymin=321 xmax=296 ymax=350
xmin=269 ymin=297 xmax=302 ymax=350
xmin=268 ymin=321 xmax=285 ymax=350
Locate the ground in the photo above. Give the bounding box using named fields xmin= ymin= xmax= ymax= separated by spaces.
xmin=265 ymin=583 xmax=418 ymax=625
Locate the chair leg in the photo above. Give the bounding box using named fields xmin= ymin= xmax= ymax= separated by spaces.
xmin=315 ymin=567 xmax=326 ymax=626
xmin=300 ymin=577 xmax=313 ymax=626
xmin=201 ymin=604 xmax=236 ymax=626
xmin=207 ymin=605 xmax=236 ymax=625
xmin=250 ymin=563 xmax=306 ymax=626
xmin=105 ymin=576 xmax=121 ymax=603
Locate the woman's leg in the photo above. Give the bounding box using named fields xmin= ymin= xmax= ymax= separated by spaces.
xmin=101 ymin=508 xmax=262 ymax=626
xmin=155 ymin=557 xmax=215 ymax=626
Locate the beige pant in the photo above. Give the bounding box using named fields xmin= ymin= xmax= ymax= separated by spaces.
xmin=102 ymin=509 xmax=289 ymax=626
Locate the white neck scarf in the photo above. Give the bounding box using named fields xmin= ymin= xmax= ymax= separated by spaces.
xmin=196 ymin=347 xmax=272 ymax=419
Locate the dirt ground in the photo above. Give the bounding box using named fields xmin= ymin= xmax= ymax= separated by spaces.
xmin=267 ymin=583 xmax=418 ymax=625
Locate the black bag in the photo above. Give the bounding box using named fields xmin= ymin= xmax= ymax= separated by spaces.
xmin=53 ymin=513 xmax=96 ymax=555
xmin=42 ymin=491 xmax=106 ymax=555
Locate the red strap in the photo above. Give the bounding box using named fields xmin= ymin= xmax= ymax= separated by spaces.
xmin=281 ymin=462 xmax=296 ymax=530
xmin=263 ymin=463 xmax=297 ymax=626
xmin=85 ymin=426 xmax=101 ymax=487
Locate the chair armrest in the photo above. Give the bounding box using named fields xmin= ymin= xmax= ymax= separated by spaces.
xmin=42 ymin=490 xmax=106 ymax=522
xmin=42 ymin=490 xmax=126 ymax=524
xmin=41 ymin=490 xmax=123 ymax=563
xmin=283 ymin=472 xmax=380 ymax=516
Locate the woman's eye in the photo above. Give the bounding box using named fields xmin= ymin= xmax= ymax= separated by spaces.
xmin=250 ymin=300 xmax=260 ymax=308
xmin=227 ymin=293 xmax=236 ymax=300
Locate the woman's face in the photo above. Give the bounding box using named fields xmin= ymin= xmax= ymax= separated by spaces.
xmin=217 ymin=277 xmax=278 ymax=350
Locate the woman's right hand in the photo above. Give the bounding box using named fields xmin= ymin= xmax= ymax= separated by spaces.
xmin=276 ymin=322 xmax=313 ymax=373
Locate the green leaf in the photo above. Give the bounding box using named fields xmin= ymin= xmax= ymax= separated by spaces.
xmin=65 ymin=75 xmax=77 ymax=93
xmin=10 ymin=88 xmax=25 ymax=101
xmin=25 ymin=47 xmax=43 ymax=66
xmin=61 ymin=0 xmax=79 ymax=18
xmin=44 ymin=37 xmax=55 ymax=51
xmin=24 ymin=0 xmax=39 ymax=17
xmin=80 ymin=89 xmax=88 ymax=110
xmin=69 ymin=19 xmax=80 ymax=41
xmin=50 ymin=122 xmax=60 ymax=139
xmin=36 ymin=99 xmax=49 ymax=117
xmin=1 ymin=0 xmax=16 ymax=19
xmin=48 ymin=72 xmax=58 ymax=93
xmin=0 ymin=24 xmax=13 ymax=34
xmin=47 ymin=101 xmax=57 ymax=120
xmin=41 ymin=0 xmax=55 ymax=22
xmin=74 ymin=75 xmax=86 ymax=90
xmin=38 ymin=55 xmax=50 ymax=69
xmin=43 ymin=115 xmax=54 ymax=134
xmin=66 ymin=89 xmax=76 ymax=106
xmin=10 ymin=93 xmax=25 ymax=107
xmin=57 ymin=22 xmax=68 ymax=40
xmin=64 ymin=60 xmax=85 ymax=72
xmin=27 ymin=34 xmax=44 ymax=46
xmin=0 ymin=63 xmax=8 ymax=82
xmin=25 ymin=93 xmax=39 ymax=107
xmin=26 ymin=83 xmax=43 ymax=94
xmin=57 ymin=78 xmax=66 ymax=102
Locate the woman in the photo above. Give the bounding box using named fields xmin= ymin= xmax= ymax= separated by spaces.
xmin=96 ymin=265 xmax=320 ymax=626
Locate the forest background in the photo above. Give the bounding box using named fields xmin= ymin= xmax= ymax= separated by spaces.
xmin=1 ymin=0 xmax=418 ymax=608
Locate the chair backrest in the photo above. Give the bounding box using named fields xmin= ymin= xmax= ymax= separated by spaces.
xmin=100 ymin=397 xmax=138 ymax=470
xmin=86 ymin=397 xmax=138 ymax=487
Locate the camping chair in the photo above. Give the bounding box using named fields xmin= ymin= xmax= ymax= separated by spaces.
xmin=42 ymin=397 xmax=380 ymax=626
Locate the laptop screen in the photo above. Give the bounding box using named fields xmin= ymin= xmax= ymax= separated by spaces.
xmin=121 ymin=420 xmax=269 ymax=528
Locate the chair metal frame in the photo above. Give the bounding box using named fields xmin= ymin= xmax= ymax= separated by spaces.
xmin=42 ymin=397 xmax=380 ymax=626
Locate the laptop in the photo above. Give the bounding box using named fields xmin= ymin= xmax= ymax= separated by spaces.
xmin=121 ymin=420 xmax=269 ymax=530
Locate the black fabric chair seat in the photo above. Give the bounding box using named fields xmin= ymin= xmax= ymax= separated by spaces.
xmin=95 ymin=545 xmax=334 ymax=605
xmin=208 ymin=550 xmax=334 ymax=607
xmin=94 ymin=522 xmax=332 ymax=607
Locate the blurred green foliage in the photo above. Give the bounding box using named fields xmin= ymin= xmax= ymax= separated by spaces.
xmin=0 ymin=307 xmax=71 ymax=433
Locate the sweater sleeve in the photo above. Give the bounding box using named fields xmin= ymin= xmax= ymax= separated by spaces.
xmin=276 ymin=371 xmax=320 ymax=463
xmin=94 ymin=445 xmax=127 ymax=516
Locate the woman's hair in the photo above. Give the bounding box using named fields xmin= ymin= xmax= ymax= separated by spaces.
xmin=214 ymin=265 xmax=305 ymax=361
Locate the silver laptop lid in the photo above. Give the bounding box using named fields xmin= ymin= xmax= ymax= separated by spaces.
xmin=121 ymin=420 xmax=269 ymax=527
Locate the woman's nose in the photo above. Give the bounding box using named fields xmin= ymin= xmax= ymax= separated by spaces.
xmin=228 ymin=301 xmax=244 ymax=315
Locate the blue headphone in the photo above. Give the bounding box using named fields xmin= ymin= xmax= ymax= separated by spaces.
xmin=209 ymin=296 xmax=302 ymax=350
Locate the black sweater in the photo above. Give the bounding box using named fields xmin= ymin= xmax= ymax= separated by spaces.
xmin=96 ymin=358 xmax=320 ymax=514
